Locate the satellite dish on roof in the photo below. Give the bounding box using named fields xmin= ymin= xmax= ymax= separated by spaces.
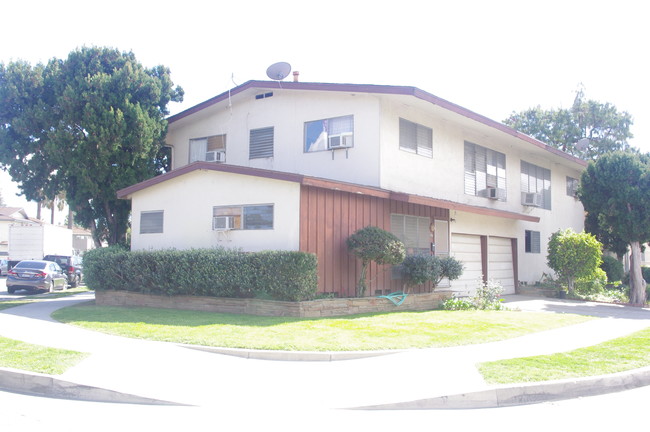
xmin=266 ymin=62 xmax=291 ymax=81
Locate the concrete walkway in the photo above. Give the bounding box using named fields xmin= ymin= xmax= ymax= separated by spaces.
xmin=0 ymin=293 xmax=649 ymax=409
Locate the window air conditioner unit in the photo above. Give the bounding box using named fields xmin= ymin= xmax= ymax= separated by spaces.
xmin=212 ymin=216 xmax=233 ymax=231
xmin=206 ymin=151 xmax=226 ymax=162
xmin=487 ymin=187 xmax=498 ymax=199
xmin=523 ymin=192 xmax=543 ymax=207
xmin=328 ymin=132 xmax=353 ymax=149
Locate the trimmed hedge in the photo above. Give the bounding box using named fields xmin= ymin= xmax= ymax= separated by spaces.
xmin=83 ymin=246 xmax=318 ymax=301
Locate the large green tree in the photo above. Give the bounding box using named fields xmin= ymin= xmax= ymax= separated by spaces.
xmin=0 ymin=47 xmax=183 ymax=245
xmin=503 ymin=88 xmax=633 ymax=160
xmin=579 ymin=152 xmax=650 ymax=305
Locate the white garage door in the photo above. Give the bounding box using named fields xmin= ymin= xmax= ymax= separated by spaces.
xmin=488 ymin=237 xmax=515 ymax=295
xmin=450 ymin=234 xmax=482 ymax=296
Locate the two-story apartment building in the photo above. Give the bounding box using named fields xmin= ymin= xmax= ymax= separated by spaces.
xmin=117 ymin=80 xmax=586 ymax=297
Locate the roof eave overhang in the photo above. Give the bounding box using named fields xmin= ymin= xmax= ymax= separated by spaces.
xmin=118 ymin=164 xmax=540 ymax=223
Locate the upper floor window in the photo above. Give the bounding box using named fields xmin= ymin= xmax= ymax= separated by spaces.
xmin=464 ymin=142 xmax=506 ymax=201
xmin=189 ymin=135 xmax=226 ymax=163
xmin=250 ymin=127 xmax=274 ymax=159
xmin=399 ymin=118 xmax=433 ymax=158
xmin=566 ymin=176 xmax=579 ymax=197
xmin=140 ymin=211 xmax=164 ymax=234
xmin=304 ymin=115 xmax=354 ymax=152
xmin=212 ymin=204 xmax=274 ymax=230
xmin=521 ymin=161 xmax=551 ymax=210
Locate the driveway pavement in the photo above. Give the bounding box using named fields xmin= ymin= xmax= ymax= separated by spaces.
xmin=0 ymin=292 xmax=649 ymax=409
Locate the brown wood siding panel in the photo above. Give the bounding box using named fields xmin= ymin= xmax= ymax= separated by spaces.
xmin=299 ymin=185 xmax=449 ymax=297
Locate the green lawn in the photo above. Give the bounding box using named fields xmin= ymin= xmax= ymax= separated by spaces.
xmin=52 ymin=305 xmax=594 ymax=351
xmin=478 ymin=326 xmax=650 ymax=384
xmin=0 ymin=336 xmax=88 ymax=375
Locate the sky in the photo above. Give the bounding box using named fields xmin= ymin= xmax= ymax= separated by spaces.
xmin=1 ymin=0 xmax=648 ymax=221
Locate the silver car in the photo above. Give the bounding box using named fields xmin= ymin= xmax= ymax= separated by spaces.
xmin=6 ymin=260 xmax=68 ymax=294
xmin=0 ymin=258 xmax=7 ymax=276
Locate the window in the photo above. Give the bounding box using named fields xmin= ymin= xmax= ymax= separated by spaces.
xmin=521 ymin=161 xmax=552 ymax=209
xmin=140 ymin=211 xmax=163 ymax=234
xmin=390 ymin=214 xmax=432 ymax=255
xmin=464 ymin=142 xmax=506 ymax=200
xmin=399 ymin=118 xmax=433 ymax=157
xmin=213 ymin=204 xmax=274 ymax=230
xmin=525 ymin=230 xmax=541 ymax=253
xmin=189 ymin=135 xmax=226 ymax=163
xmin=566 ymin=176 xmax=579 ymax=197
xmin=304 ymin=115 xmax=354 ymax=152
xmin=250 ymin=127 xmax=274 ymax=159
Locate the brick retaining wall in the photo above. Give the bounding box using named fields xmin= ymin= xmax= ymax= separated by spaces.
xmin=95 ymin=290 xmax=452 ymax=317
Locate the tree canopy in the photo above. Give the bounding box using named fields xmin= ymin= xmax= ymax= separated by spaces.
xmin=503 ymin=88 xmax=633 ymax=160
xmin=579 ymin=151 xmax=650 ymax=304
xmin=0 ymin=47 xmax=183 ymax=245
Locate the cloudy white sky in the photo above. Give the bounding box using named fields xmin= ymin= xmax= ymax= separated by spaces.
xmin=1 ymin=0 xmax=648 ymax=220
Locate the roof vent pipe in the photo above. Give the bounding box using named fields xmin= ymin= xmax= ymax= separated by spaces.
xmin=293 ymin=71 xmax=300 ymax=82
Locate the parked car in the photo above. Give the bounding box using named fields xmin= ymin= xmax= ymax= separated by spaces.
xmin=42 ymin=254 xmax=83 ymax=287
xmin=6 ymin=260 xmax=68 ymax=294
xmin=0 ymin=258 xmax=8 ymax=276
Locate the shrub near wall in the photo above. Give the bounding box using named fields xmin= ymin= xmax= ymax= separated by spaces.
xmin=83 ymin=246 xmax=318 ymax=301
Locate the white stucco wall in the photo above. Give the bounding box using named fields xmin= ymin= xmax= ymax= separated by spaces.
xmin=129 ymin=170 xmax=301 ymax=252
xmin=162 ymin=86 xmax=587 ymax=288
xmin=375 ymin=96 xmax=585 ymax=285
xmin=166 ymin=89 xmax=382 ymax=188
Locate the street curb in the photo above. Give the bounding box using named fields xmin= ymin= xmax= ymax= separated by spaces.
xmin=0 ymin=367 xmax=184 ymax=405
xmin=181 ymin=344 xmax=404 ymax=361
xmin=353 ymin=366 xmax=650 ymax=410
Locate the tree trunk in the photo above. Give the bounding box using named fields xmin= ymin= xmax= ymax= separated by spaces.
xmin=68 ymin=208 xmax=73 ymax=229
xmin=89 ymin=219 xmax=102 ymax=249
xmin=628 ymin=241 xmax=647 ymax=305
xmin=36 ymin=202 xmax=42 ymax=220
xmin=357 ymin=261 xmax=369 ymax=297
xmin=567 ymin=277 xmax=575 ymax=295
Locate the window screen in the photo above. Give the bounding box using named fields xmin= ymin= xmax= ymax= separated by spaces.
xmin=521 ymin=161 xmax=552 ymax=209
xmin=399 ymin=118 xmax=433 ymax=158
xmin=140 ymin=211 xmax=163 ymax=234
xmin=464 ymin=142 xmax=506 ymax=200
xmin=250 ymin=127 xmax=274 ymax=159
xmin=525 ymin=230 xmax=541 ymax=253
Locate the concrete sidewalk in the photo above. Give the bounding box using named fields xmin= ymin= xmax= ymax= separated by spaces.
xmin=0 ymin=293 xmax=649 ymax=409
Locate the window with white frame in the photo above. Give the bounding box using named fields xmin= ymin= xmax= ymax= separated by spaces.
xmin=140 ymin=211 xmax=164 ymax=234
xmin=566 ymin=176 xmax=579 ymax=197
xmin=249 ymin=127 xmax=274 ymax=159
xmin=399 ymin=118 xmax=433 ymax=157
xmin=189 ymin=135 xmax=226 ymax=163
xmin=212 ymin=204 xmax=274 ymax=230
xmin=464 ymin=141 xmax=507 ymax=201
xmin=521 ymin=160 xmax=552 ymax=210
xmin=304 ymin=115 xmax=354 ymax=152
xmin=390 ymin=214 xmax=432 ymax=255
xmin=525 ymin=230 xmax=541 ymax=253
